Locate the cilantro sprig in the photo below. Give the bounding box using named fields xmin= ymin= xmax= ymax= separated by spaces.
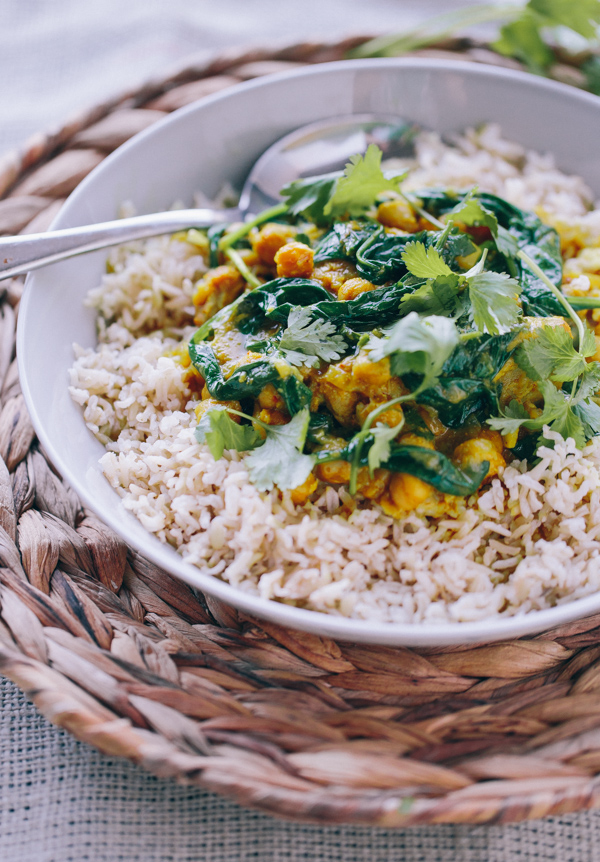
xmin=278 ymin=307 xmax=347 ymax=367
xmin=195 ymin=405 xmax=315 ymax=492
xmin=281 ymin=144 xmax=406 ymax=225
xmin=400 ymin=241 xmax=522 ymax=335
xmin=487 ymin=249 xmax=600 ymax=447
xmin=346 ymin=314 xmax=460 ymax=492
xmin=350 ymin=1 xmax=600 ymax=78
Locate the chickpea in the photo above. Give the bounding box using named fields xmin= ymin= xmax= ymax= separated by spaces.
xmin=337 ymin=277 xmax=376 ymax=301
xmin=388 ymin=472 xmax=433 ymax=511
xmin=274 ymin=242 xmax=314 ymax=278
xmin=251 ymin=223 xmax=296 ymax=266
xmin=192 ymin=265 xmax=245 ymax=324
xmin=291 ymin=472 xmax=319 ymax=505
xmin=453 ymin=436 xmax=506 ymax=483
xmin=377 ymin=199 xmax=418 ymax=231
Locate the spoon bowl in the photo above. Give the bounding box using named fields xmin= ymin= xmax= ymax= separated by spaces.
xmin=0 ymin=113 xmax=411 ymax=281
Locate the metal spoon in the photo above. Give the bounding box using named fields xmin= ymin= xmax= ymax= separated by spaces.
xmin=0 ymin=114 xmax=416 ymax=281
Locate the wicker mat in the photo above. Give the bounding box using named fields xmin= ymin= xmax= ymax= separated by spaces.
xmin=4 ymin=676 xmax=600 ymax=862
xmin=4 ymin=36 xmax=600 ymax=834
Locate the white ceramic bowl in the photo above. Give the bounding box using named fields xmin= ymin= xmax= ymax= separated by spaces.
xmin=18 ymin=58 xmax=600 ymax=646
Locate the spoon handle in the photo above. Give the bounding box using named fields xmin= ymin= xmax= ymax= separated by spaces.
xmin=0 ymin=207 xmax=239 ymax=281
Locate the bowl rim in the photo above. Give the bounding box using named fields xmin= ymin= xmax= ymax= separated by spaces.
xmin=18 ymin=56 xmax=600 ymax=647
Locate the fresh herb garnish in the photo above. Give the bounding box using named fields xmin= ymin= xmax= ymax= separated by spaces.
xmin=324 ymin=144 xmax=406 ymax=218
xmin=195 ymin=405 xmax=315 ymax=493
xmin=346 ymin=314 xmax=460 ymax=490
xmin=278 ymin=307 xmax=347 ymax=367
xmin=488 ymin=248 xmax=600 ymax=446
xmin=401 ymin=239 xmax=522 ymax=335
xmin=195 ymin=407 xmax=263 ymax=460
xmin=401 ymin=242 xmax=453 ymax=279
xmin=281 ymin=145 xmax=405 ymax=224
xmin=245 ymin=408 xmax=315 ymax=492
xmin=350 ymin=1 xmax=600 ymax=78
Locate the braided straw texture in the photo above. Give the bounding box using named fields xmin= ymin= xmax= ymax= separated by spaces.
xmin=1 ymin=35 xmax=600 ymax=828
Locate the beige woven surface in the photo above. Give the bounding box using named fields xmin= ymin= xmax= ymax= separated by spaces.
xmin=3 ymin=36 xmax=600 ymax=828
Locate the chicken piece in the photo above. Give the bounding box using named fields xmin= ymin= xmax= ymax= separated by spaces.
xmin=251 ymin=223 xmax=296 ymax=266
xmin=274 ymin=241 xmax=314 ymax=278
xmin=453 ymin=433 xmax=505 ymax=483
xmin=193 ymin=265 xmax=245 ymax=324
xmin=377 ymin=199 xmax=418 ymax=232
xmin=291 ymin=472 xmax=319 ymax=505
xmin=494 ymin=316 xmax=570 ymax=409
xmin=337 ymin=277 xmax=377 ymax=301
xmin=312 ymin=259 xmax=358 ymax=294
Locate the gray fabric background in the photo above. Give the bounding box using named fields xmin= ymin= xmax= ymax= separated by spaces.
xmin=2 ymin=1 xmax=599 ymax=858
xmin=3 ymin=677 xmax=600 ymax=862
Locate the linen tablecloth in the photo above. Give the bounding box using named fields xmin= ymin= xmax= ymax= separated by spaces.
xmin=2 ymin=1 xmax=598 ymax=859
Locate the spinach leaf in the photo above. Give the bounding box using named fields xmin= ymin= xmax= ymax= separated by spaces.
xmin=188 ymin=340 xmax=312 ymax=414
xmin=418 ymin=190 xmax=565 ymax=318
xmin=314 ymin=222 xmax=377 ymax=262
xmin=316 ymin=441 xmax=487 ymax=496
xmin=408 ymin=332 xmax=519 ymax=427
xmin=233 ymin=277 xmax=332 ymax=333
xmin=414 ymin=377 xmax=493 ymax=428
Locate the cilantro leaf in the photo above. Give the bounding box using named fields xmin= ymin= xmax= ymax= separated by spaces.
xmin=279 ymin=307 xmax=347 ymax=366
xmin=245 ymin=408 xmax=315 ymax=492
xmin=468 ymin=271 xmax=522 ymax=335
xmin=450 ymin=194 xmax=498 ymax=236
xmin=400 ymin=274 xmax=465 ymax=317
xmin=582 ymin=326 xmax=598 ymax=358
xmin=401 ymin=241 xmax=453 ymax=279
xmin=573 ymin=398 xmax=600 ymax=439
xmin=549 ymin=406 xmax=587 ymax=448
xmin=323 ymin=145 xmax=406 ymax=218
xmin=280 ymin=173 xmax=338 ymax=227
xmin=195 ymin=408 xmax=262 ymax=460
xmin=530 ymin=0 xmax=600 ymax=38
xmin=487 ymin=382 xmax=566 ymax=437
xmin=493 ymin=13 xmax=554 ymax=72
xmin=487 ymin=400 xmax=530 ymax=436
xmin=367 ymin=421 xmax=404 ymax=474
xmin=450 ymin=191 xmax=519 ymax=258
xmin=371 ymin=312 xmax=459 ymax=390
xmin=573 ymin=361 xmax=600 ymax=403
xmin=522 ymin=324 xmax=586 ymax=382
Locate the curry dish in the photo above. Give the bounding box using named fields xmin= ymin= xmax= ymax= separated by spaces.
xmin=183 ymin=145 xmax=600 ymax=520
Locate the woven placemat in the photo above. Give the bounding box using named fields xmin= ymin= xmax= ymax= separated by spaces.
xmin=1 ymin=35 xmax=600 ymax=828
